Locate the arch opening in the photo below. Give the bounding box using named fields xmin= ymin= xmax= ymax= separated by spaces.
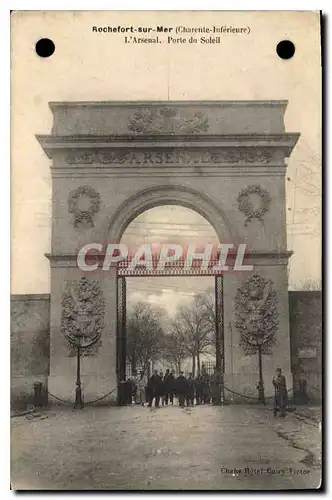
xmin=116 ymin=204 xmax=225 ymax=395
xmin=105 ymin=185 xmax=238 ymax=244
xmin=120 ymin=204 xmax=219 ymax=249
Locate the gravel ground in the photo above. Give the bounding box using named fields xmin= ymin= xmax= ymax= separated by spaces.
xmin=11 ymin=403 xmax=322 ymax=491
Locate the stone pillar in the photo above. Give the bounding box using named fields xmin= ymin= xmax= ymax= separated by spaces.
xmin=223 ymin=254 xmax=293 ymax=402
xmin=48 ymin=261 xmax=118 ymax=404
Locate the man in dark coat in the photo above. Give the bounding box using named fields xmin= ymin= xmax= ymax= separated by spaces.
xmin=159 ymin=371 xmax=165 ymax=405
xmin=168 ymin=370 xmax=176 ymax=405
xmin=202 ymin=371 xmax=211 ymax=404
xmin=210 ymin=367 xmax=222 ymax=405
xmin=147 ymin=370 xmax=162 ymax=408
xmin=119 ymin=379 xmax=132 ymax=405
xmin=125 ymin=376 xmax=135 ymax=405
xmin=163 ymin=369 xmax=171 ymax=405
xmin=195 ymin=374 xmax=203 ymax=405
xmin=273 ymin=368 xmax=288 ymax=417
xmin=176 ymin=372 xmax=188 ymax=407
xmin=164 ymin=369 xmax=175 ymax=405
xmin=186 ymin=373 xmax=195 ymax=406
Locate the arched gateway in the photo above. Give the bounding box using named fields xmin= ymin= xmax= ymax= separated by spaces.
xmin=37 ymin=101 xmax=299 ymax=404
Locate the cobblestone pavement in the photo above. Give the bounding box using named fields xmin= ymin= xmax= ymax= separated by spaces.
xmin=293 ymin=406 xmax=322 ymax=423
xmin=11 ymin=404 xmax=322 ymax=491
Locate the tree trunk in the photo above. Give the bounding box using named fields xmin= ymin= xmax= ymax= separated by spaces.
xmin=192 ymin=354 xmax=196 ymax=377
xmin=258 ymin=344 xmax=265 ymax=404
xmin=144 ymin=357 xmax=152 ymax=377
xmin=197 ymin=352 xmax=201 ymax=374
xmin=177 ymin=361 xmax=181 ymax=374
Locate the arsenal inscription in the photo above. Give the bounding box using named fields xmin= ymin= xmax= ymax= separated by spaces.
xmin=65 ymin=149 xmax=273 ymax=165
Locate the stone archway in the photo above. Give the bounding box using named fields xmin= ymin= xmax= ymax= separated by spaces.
xmin=37 ymin=100 xmax=299 ymax=404
xmin=106 ymin=184 xmax=238 ymax=243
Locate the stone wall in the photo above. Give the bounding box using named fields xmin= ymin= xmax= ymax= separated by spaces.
xmin=11 ymin=294 xmax=50 ymax=409
xmin=289 ymin=291 xmax=322 ymax=401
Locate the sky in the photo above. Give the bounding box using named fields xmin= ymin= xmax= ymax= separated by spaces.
xmin=11 ymin=11 xmax=321 ymax=309
xmin=121 ymin=206 xmax=217 ymax=315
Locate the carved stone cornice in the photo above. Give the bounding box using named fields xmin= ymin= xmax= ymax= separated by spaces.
xmin=238 ymin=250 xmax=293 ymax=266
xmin=45 ymin=251 xmax=294 ymax=259
xmin=11 ymin=294 xmax=50 ymax=301
xmin=47 ymin=101 xmax=292 ymax=136
xmin=64 ymin=148 xmax=275 ymax=166
xmin=45 ymin=250 xmax=293 ymax=268
xmin=36 ymin=133 xmax=300 ymax=149
xmin=49 ymin=100 xmax=289 ymax=109
xmin=36 ymin=134 xmax=300 ymax=169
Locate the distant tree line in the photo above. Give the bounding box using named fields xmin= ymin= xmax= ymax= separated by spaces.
xmin=126 ymin=292 xmax=217 ymax=376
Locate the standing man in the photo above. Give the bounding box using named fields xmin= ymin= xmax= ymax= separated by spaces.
xmin=137 ymin=370 xmax=148 ymax=406
xmin=131 ymin=371 xmax=140 ymax=404
xmin=126 ymin=374 xmax=136 ymax=405
xmin=202 ymin=369 xmax=211 ymax=404
xmin=210 ymin=366 xmax=222 ymax=405
xmin=186 ymin=373 xmax=195 ymax=407
xmin=176 ymin=371 xmax=188 ymax=408
xmin=159 ymin=371 xmax=165 ymax=406
xmin=195 ymin=373 xmax=203 ymax=405
xmin=163 ymin=369 xmax=171 ymax=405
xmin=272 ymin=368 xmax=288 ymax=417
xmin=147 ymin=370 xmax=162 ymax=408
xmin=119 ymin=379 xmax=130 ymax=405
xmin=168 ymin=370 xmax=176 ymax=405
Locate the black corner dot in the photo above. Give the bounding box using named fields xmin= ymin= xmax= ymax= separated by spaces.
xmin=276 ymin=40 xmax=295 ymax=60
xmin=35 ymin=38 xmax=55 ymax=58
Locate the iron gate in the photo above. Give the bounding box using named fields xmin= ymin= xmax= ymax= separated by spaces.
xmin=116 ymin=271 xmax=224 ymax=405
xmin=215 ymin=275 xmax=225 ymax=402
xmin=116 ymin=276 xmax=127 ymax=404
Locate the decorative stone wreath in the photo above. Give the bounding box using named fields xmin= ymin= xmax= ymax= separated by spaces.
xmin=237 ymin=185 xmax=271 ymax=226
xmin=68 ymin=186 xmax=100 ymax=228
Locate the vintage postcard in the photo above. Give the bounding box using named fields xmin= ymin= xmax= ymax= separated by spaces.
xmin=11 ymin=10 xmax=322 ymax=490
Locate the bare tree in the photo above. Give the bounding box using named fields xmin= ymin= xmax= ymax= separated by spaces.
xmin=162 ymin=329 xmax=188 ymax=373
xmin=173 ymin=295 xmax=212 ymax=375
xmin=195 ymin=292 xmax=216 ymax=347
xmin=126 ymin=302 xmax=166 ymax=374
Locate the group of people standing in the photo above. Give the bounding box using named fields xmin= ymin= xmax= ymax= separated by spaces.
xmin=124 ymin=366 xmax=289 ymax=416
xmin=127 ymin=367 xmax=223 ymax=408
